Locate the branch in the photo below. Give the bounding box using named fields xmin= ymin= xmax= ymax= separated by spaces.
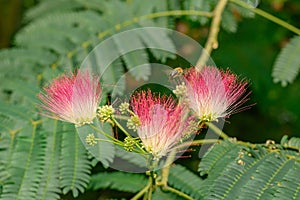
xmin=205 ymin=122 xmax=229 ymax=139
xmin=160 ymin=150 xmax=176 ymax=186
xmin=230 ymin=0 xmax=300 ymax=35
xmin=111 ymin=118 xmax=146 ymax=153
xmin=156 ymin=151 xmax=194 ymax=200
xmin=130 ymin=176 xmax=152 ymax=200
xmin=98 ymin=10 xmax=213 ymax=39
xmin=175 ymin=139 xmax=220 ymax=150
xmin=195 ymin=0 xmax=229 ymax=71
xmin=161 ymin=185 xmax=194 ymax=200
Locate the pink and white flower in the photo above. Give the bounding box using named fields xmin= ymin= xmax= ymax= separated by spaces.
xmin=38 ymin=70 xmax=101 ymax=126
xmin=184 ymin=66 xmax=249 ymax=122
xmin=130 ymin=90 xmax=195 ymax=159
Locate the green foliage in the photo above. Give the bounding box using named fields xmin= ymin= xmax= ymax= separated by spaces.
xmin=281 ymin=135 xmax=300 ymax=151
xmin=152 ymin=187 xmax=184 ymax=200
xmin=272 ymin=36 xmax=300 ymax=87
xmin=221 ymin=9 xmax=238 ymax=33
xmin=0 ymin=101 xmax=32 ymax=121
xmin=168 ymin=164 xmax=205 ymax=199
xmin=198 ymin=139 xmax=300 ymax=200
xmin=77 ymin=122 xmax=115 ymax=168
xmin=60 ymin=124 xmax=92 ymax=197
xmin=182 ymin=0 xmax=211 ymax=24
xmin=89 ymin=171 xmax=147 ymax=192
xmin=36 ymin=121 xmax=62 ymax=200
xmin=273 ymin=161 xmax=300 ymax=200
xmin=181 ymin=0 xmax=255 ymax=30
xmin=0 ymin=123 xmax=46 ymax=200
xmin=24 ymin=0 xmax=89 ymax=21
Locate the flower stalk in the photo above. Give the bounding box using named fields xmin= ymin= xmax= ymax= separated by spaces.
xmin=205 ymin=122 xmax=229 ymax=139
xmin=130 ymin=176 xmax=153 ymax=200
xmin=230 ymin=0 xmax=300 ymax=35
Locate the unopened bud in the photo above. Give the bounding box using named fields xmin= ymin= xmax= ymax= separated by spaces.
xmin=97 ymin=105 xmax=115 ymax=122
xmin=119 ymin=102 xmax=130 ymax=114
xmin=86 ymin=133 xmax=97 ymax=146
xmin=127 ymin=115 xmax=140 ymax=131
xmin=173 ymin=82 xmax=187 ymax=98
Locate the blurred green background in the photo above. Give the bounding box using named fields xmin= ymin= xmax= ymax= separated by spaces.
xmin=0 ymin=0 xmax=299 ymax=144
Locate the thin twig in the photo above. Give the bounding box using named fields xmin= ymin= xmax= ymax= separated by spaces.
xmin=195 ymin=0 xmax=229 ymax=71
xmin=141 ymin=10 xmax=213 ymax=20
xmin=162 ymin=186 xmax=194 ymax=200
xmin=236 ymin=140 xmax=256 ymax=148
xmin=111 ymin=117 xmax=146 ymax=153
xmin=230 ymin=0 xmax=300 ymax=35
xmin=175 ymin=139 xmax=220 ymax=150
xmin=97 ymin=10 xmax=213 ymax=39
xmin=160 ymin=150 xmax=177 ymax=186
xmin=131 ymin=176 xmax=152 ymax=200
xmin=88 ymin=124 xmax=124 ymax=145
xmin=155 ymin=150 xmax=194 ymax=200
xmin=111 ymin=118 xmax=131 ymax=138
xmin=205 ymin=122 xmax=229 ymax=139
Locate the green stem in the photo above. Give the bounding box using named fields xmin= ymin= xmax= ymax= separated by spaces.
xmin=97 ymin=10 xmax=213 ymax=39
xmin=111 ymin=117 xmax=146 ymax=153
xmin=94 ymin=138 xmax=124 ymax=145
xmin=191 ymin=138 xmax=220 ymax=145
xmin=205 ymin=122 xmax=229 ymax=139
xmin=155 ymin=150 xmax=193 ymax=200
xmin=176 ymin=139 xmax=220 ymax=150
xmin=131 ymin=176 xmax=152 ymax=200
xmin=112 ymin=114 xmax=131 ymax=120
xmin=147 ymin=183 xmax=153 ymax=200
xmin=111 ymin=117 xmax=131 ymax=137
xmin=230 ymin=0 xmax=300 ymax=35
xmin=160 ymin=150 xmax=177 ymax=186
xmin=89 ymin=124 xmax=123 ymax=146
xmin=70 ymin=9 xmax=213 ymax=62
xmin=141 ymin=10 xmax=213 ymax=20
xmin=236 ymin=140 xmax=256 ymax=148
xmin=89 ymin=124 xmax=147 ymax=154
xmin=162 ymin=186 xmax=194 ymax=200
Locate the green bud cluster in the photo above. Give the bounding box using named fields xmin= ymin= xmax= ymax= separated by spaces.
xmin=124 ymin=136 xmax=136 ymax=152
xmin=85 ymin=133 xmax=97 ymax=146
xmin=173 ymin=82 xmax=187 ymax=98
xmin=126 ymin=115 xmax=140 ymax=132
xmin=97 ymin=105 xmax=115 ymax=122
xmin=119 ymin=102 xmax=130 ymax=114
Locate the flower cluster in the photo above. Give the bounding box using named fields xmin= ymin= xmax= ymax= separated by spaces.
xmin=38 ymin=66 xmax=250 ymax=161
xmin=38 ymin=70 xmax=101 ymax=127
xmin=183 ymin=66 xmax=249 ymax=122
xmin=129 ymin=90 xmax=195 ymax=159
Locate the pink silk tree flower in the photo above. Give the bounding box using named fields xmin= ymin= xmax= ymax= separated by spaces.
xmin=38 ymin=70 xmax=101 ymax=127
xmin=130 ymin=90 xmax=195 ymax=159
xmin=184 ymin=66 xmax=249 ymax=122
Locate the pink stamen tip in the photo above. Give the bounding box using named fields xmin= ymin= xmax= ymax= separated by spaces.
xmin=130 ymin=90 xmax=195 ymax=159
xmin=38 ymin=70 xmax=101 ymax=126
xmin=184 ymin=66 xmax=250 ymax=122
